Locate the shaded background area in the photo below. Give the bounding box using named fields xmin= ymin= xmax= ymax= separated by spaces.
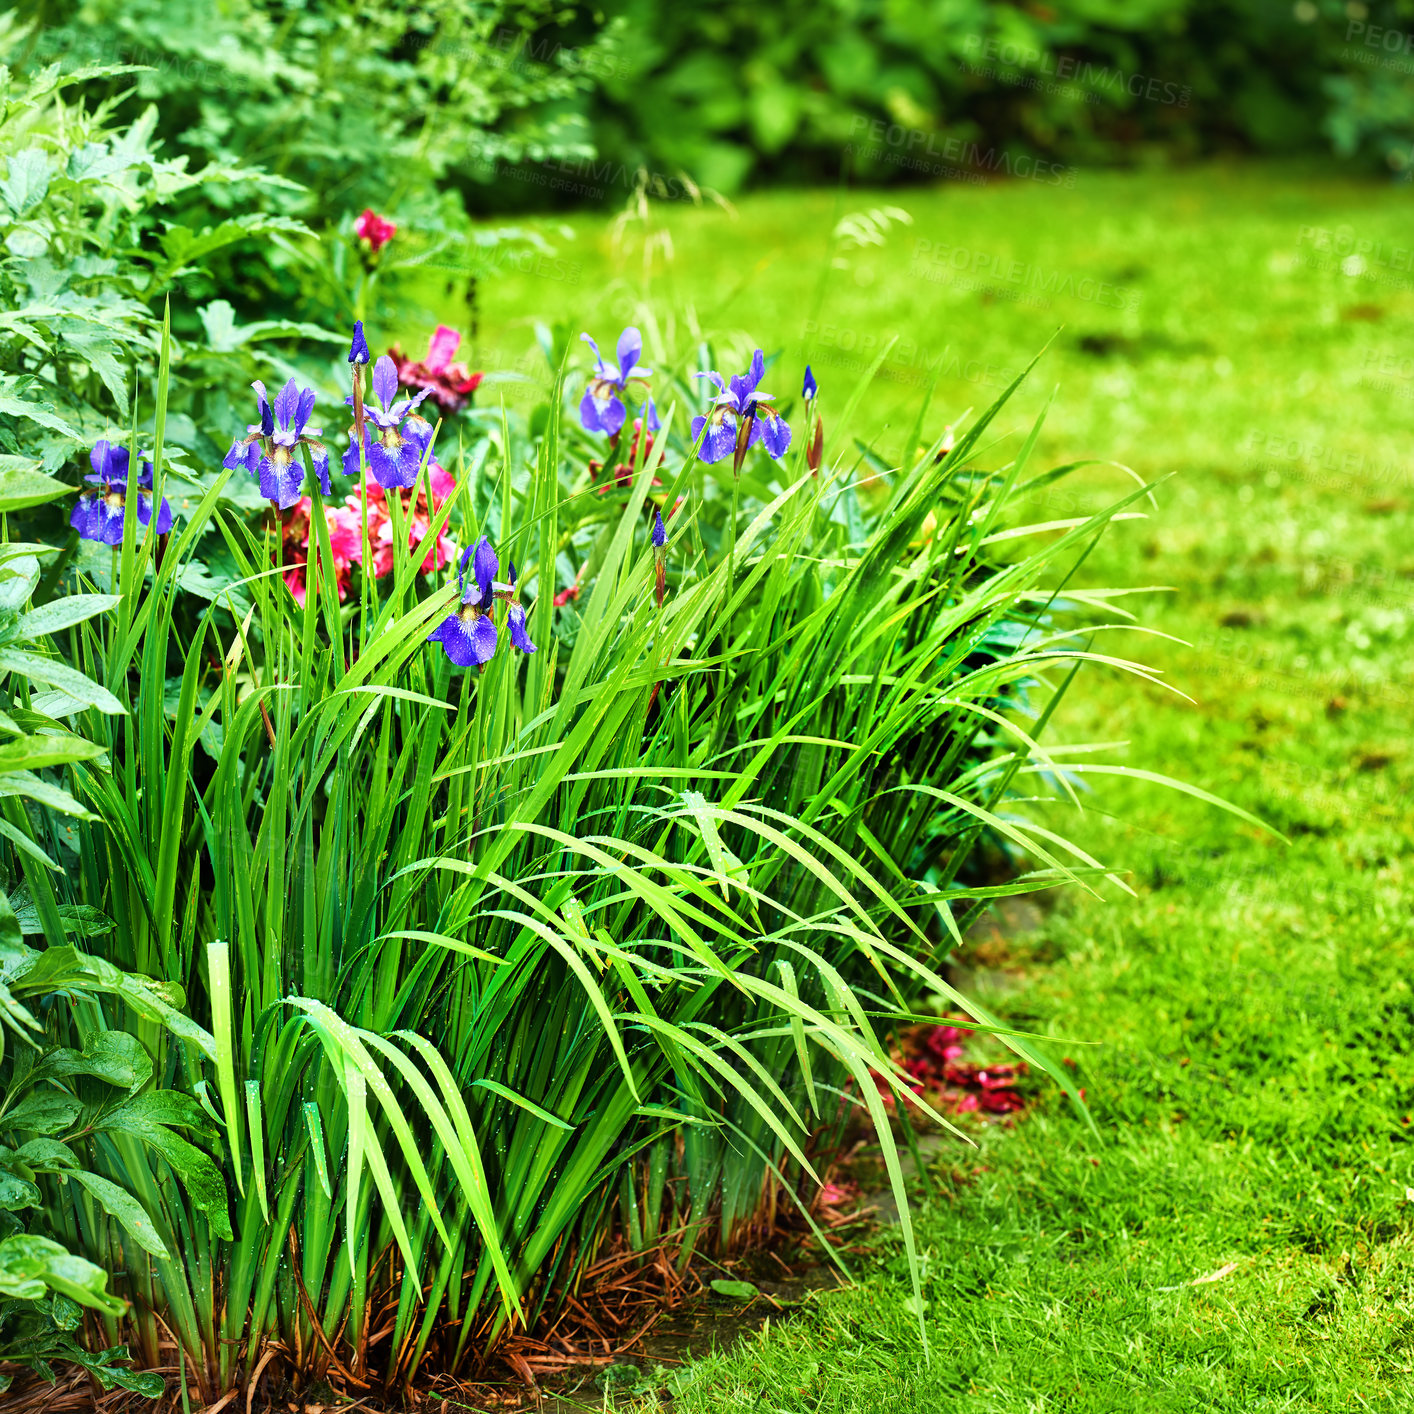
xmin=21 ymin=0 xmax=1414 ymax=204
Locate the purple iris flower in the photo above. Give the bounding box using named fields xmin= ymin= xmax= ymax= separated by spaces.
xmin=70 ymin=441 xmax=174 ymax=545
xmin=691 ymin=350 xmax=791 ymax=466
xmin=342 ymin=354 xmax=435 ymax=490
xmin=224 ymin=379 xmax=330 ymax=510
xmin=644 ymin=397 xmax=661 ymax=434
xmin=651 ymin=507 xmax=666 ymax=549
xmin=429 ymin=542 xmax=496 ymax=667
xmin=803 ymin=365 xmax=817 ymax=400
xmin=579 ymin=327 xmax=651 ymax=437
xmin=348 ymin=321 xmax=371 ymax=366
xmin=428 ymin=537 xmax=536 ymax=667
xmin=504 ymin=560 xmax=537 ymax=655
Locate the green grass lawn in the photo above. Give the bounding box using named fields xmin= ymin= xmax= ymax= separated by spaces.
xmin=469 ymin=161 xmax=1414 ymax=1411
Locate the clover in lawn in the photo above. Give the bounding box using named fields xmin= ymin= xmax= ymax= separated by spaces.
xmin=71 ymin=441 xmax=174 ymax=545
xmin=224 ymin=379 xmax=330 ymax=510
xmin=692 ymin=349 xmax=791 ymax=469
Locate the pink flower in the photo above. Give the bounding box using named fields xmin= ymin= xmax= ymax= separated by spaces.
xmin=427 ymin=461 xmax=456 ymax=508
xmin=407 ymin=513 xmax=456 ymax=575
xmin=390 ymin=324 xmax=482 ymax=416
xmin=354 ymin=209 xmax=396 ymax=253
xmin=280 ymin=497 xmax=361 ymax=606
xmin=327 ymin=504 xmax=364 ymax=566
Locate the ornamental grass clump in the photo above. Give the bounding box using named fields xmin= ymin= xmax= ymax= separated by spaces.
xmin=0 ymin=311 xmax=1261 ymax=1406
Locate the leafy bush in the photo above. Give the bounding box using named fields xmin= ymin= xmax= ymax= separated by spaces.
xmin=0 ymin=295 xmax=1233 ymax=1404
xmin=561 ymin=0 xmax=1414 ymax=196
xmin=0 ymin=41 xmax=302 ymax=458
xmin=14 ymin=0 xmax=610 ymax=317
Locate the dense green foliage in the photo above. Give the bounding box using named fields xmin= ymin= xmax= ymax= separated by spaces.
xmin=10 ymin=0 xmax=1413 ymax=226
xmin=485 ymin=0 xmax=1414 ymax=197
xmin=584 ymin=165 xmax=1412 ymax=1414
xmin=0 ymin=275 xmax=1168 ymax=1401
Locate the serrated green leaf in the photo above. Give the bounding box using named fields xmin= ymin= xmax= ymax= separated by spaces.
xmin=0 ymin=149 xmax=50 ymax=216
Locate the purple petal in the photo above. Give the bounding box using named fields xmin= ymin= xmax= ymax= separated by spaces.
xmin=697 ymin=413 xmax=737 ymax=465
xmin=70 ymin=494 xmax=105 ymax=541
xmin=89 ymin=440 xmax=129 ymax=483
xmin=580 ymin=331 xmax=603 ymax=370
xmin=294 ymin=386 xmax=317 ymax=437
xmin=253 ymin=381 xmax=274 ymax=437
xmin=259 ymin=453 xmax=305 ymax=509
xmin=579 ymin=388 xmax=605 ymax=433
xmin=693 ymin=370 xmax=726 ymax=394
xmin=745 ymin=349 xmax=764 ymax=394
xmin=507 ymin=603 xmax=537 ymax=654
xmin=803 ymin=365 xmax=817 ymax=400
xmin=616 ymin=326 xmax=642 ymax=381
xmin=406 ymin=414 xmax=434 ymax=454
xmin=582 ymin=389 xmax=626 ymax=437
xmin=389 ymin=389 xmax=435 ymax=422
xmin=368 ymin=438 xmax=415 ymax=491
xmin=273 ymin=378 xmax=300 ymax=430
xmin=645 ymin=398 xmax=660 ymax=433
xmin=753 ymin=409 xmax=792 ymax=460
xmin=342 ymin=430 xmax=368 ymax=479
xmin=224 ymin=436 xmax=252 ymax=472
xmin=429 ymin=612 xmax=487 ymax=668
xmin=470 ymin=613 xmax=498 ymax=663
xmin=310 ymin=443 xmax=331 ymax=496
xmin=651 ymin=508 xmax=666 ymax=548
xmin=371 ymin=355 xmax=399 ymax=410
xmin=473 ymin=536 xmax=498 ymax=605
xmin=94 ymin=496 xmax=126 ymax=546
xmin=137 ymin=492 xmax=174 ymax=535
xmin=348 ymin=321 xmax=370 ymax=365
xmin=394 ymin=438 xmax=425 ymax=488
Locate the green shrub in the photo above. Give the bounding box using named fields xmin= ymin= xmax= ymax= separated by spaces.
xmin=0 ymin=305 xmax=1227 ymax=1403
xmin=564 ymin=0 xmax=1414 ymax=196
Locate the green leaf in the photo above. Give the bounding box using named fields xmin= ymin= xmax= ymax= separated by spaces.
xmin=0 ymin=735 xmax=105 ymax=773
xmin=710 ymin=1279 xmax=759 ymax=1300
xmin=9 ymin=946 xmax=214 ymax=1058
xmin=0 ymin=1234 xmax=124 ymax=1314
xmin=93 ymin=1095 xmax=232 ymax=1241
xmin=0 ymin=468 xmax=73 ymax=514
xmin=0 ymin=149 xmax=51 ymax=216
xmin=31 ymin=1031 xmax=151 ymax=1093
xmin=0 ymin=648 xmax=125 ymax=715
xmin=0 ymin=384 xmax=81 ymax=442
xmin=70 ymin=1172 xmax=170 ymax=1258
xmin=155 ymin=214 xmax=307 ymax=283
xmin=11 ymin=902 xmax=115 ymax=940
xmin=0 ymin=1173 xmax=42 ymax=1210
xmin=15 ymin=594 xmax=122 ymax=640
xmin=0 ymin=770 xmax=95 ymax=819
xmin=3 ymin=1093 xmax=81 ymax=1135
xmin=14 ymin=1138 xmax=77 ymax=1169
xmin=0 ymin=554 xmax=41 ymax=613
xmin=471 ymin=1078 xmax=577 ymax=1131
